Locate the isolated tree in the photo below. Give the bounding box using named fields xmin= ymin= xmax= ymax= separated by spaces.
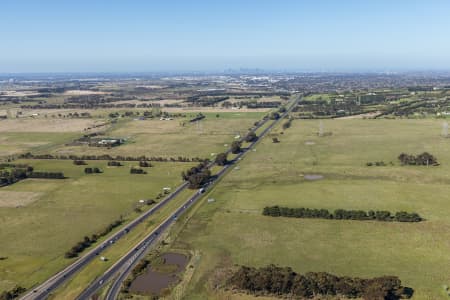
xmin=245 ymin=131 xmax=258 ymax=143
xmin=231 ymin=141 xmax=242 ymax=154
xmin=215 ymin=152 xmax=228 ymax=166
xmin=272 ymin=137 xmax=280 ymax=143
xmin=269 ymin=112 xmax=280 ymax=120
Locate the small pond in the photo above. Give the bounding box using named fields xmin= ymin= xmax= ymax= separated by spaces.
xmin=129 ymin=252 xmax=188 ymax=296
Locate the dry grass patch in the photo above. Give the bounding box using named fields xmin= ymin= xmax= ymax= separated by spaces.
xmin=0 ymin=118 xmax=102 ymax=132
xmin=0 ymin=191 xmax=42 ymax=207
xmin=63 ymin=90 xmax=108 ymax=95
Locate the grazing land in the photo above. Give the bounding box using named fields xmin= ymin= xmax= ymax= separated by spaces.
xmin=0 ymin=80 xmax=266 ymax=297
xmin=164 ymin=119 xmax=450 ymax=300
xmin=0 ymin=159 xmax=193 ymax=292
xmin=0 ymin=191 xmax=42 ymax=207
xmin=0 ymin=118 xmax=101 ymax=133
xmin=52 ymin=112 xmax=265 ymax=158
xmin=2 ymin=74 xmax=450 ymax=300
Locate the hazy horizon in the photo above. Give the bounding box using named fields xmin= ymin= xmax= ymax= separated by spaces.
xmin=2 ymin=0 xmax=450 ymax=73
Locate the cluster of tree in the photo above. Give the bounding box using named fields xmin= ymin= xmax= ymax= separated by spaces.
xmin=227 ymin=264 xmax=413 ymax=300
xmin=130 ymin=167 xmax=147 ymax=174
xmin=28 ymin=172 xmax=65 ymax=179
xmin=64 ymin=235 xmax=97 ymax=258
xmin=144 ymin=199 xmax=156 ymax=205
xmin=231 ymin=141 xmax=242 ymax=154
xmin=19 ymin=152 xmax=206 ymax=163
xmin=0 ymin=286 xmax=27 ymax=300
xmin=398 ymin=152 xmax=438 ymax=166
xmin=65 ymin=219 xmax=123 ymax=258
xmin=181 ymin=162 xmax=211 ymax=189
xmin=189 ymin=113 xmax=206 ymax=123
xmin=65 ymin=112 xmax=91 ymax=118
xmin=366 ymin=161 xmax=390 ymax=166
xmin=263 ymin=206 xmax=423 ymax=222
xmin=407 ymin=86 xmax=434 ymax=92
xmin=245 ymin=131 xmax=258 ymax=143
xmin=0 ymin=163 xmax=28 ymax=168
xmin=186 ymin=95 xmax=230 ymax=106
xmin=139 ymin=161 xmax=153 ymax=167
xmin=269 ymin=112 xmax=280 ymax=120
xmin=84 ymin=167 xmax=102 ymax=174
xmin=107 ymin=161 xmax=123 ymax=167
xmin=293 ymin=101 xmax=363 ymax=118
xmin=0 ymin=166 xmax=33 ymax=187
xmin=73 ymin=160 xmax=87 ymax=165
xmin=215 ymin=153 xmax=228 ymax=166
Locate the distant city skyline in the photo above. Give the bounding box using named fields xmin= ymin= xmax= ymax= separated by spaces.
xmin=2 ymin=0 xmax=450 ymax=73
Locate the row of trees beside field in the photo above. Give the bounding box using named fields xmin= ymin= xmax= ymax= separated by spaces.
xmin=65 ymin=219 xmax=124 ymax=258
xmin=1 ymin=164 xmax=65 ymax=187
xmin=28 ymin=172 xmax=65 ymax=179
xmin=181 ymin=162 xmax=211 ymax=189
xmin=0 ymin=167 xmax=31 ymax=187
xmin=0 ymin=286 xmax=27 ymax=300
xmin=263 ymin=206 xmax=423 ymax=222
xmin=18 ymin=152 xmax=207 ymax=163
xmin=227 ymin=264 xmax=413 ymax=300
xmin=398 ymin=152 xmax=438 ymax=166
xmin=130 ymin=167 xmax=147 ymax=174
xmin=84 ymin=167 xmax=102 ymax=174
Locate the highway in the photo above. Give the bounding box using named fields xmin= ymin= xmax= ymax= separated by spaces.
xmin=96 ymin=96 xmax=300 ymax=300
xmin=18 ymin=95 xmax=299 ymax=300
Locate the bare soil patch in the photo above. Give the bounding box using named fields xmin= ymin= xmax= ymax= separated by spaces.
xmin=303 ymin=174 xmax=324 ymax=181
xmin=336 ymin=111 xmax=381 ymax=119
xmin=63 ymin=90 xmax=108 ymax=95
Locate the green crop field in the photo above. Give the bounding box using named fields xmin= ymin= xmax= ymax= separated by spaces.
xmin=0 ymin=159 xmax=194 ymax=292
xmin=165 ymin=119 xmax=450 ymax=300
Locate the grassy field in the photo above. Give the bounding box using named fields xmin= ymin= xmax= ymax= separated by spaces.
xmin=0 ymin=159 xmax=194 ymax=292
xmin=51 ymin=112 xmax=265 ymax=158
xmin=50 ymin=188 xmax=197 ymax=300
xmin=163 ymin=119 xmax=450 ymax=300
xmin=0 ymin=131 xmax=80 ymax=157
xmin=0 ymin=110 xmax=264 ymax=296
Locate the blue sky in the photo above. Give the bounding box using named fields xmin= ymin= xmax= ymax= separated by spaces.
xmin=1 ymin=0 xmax=450 ymax=72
